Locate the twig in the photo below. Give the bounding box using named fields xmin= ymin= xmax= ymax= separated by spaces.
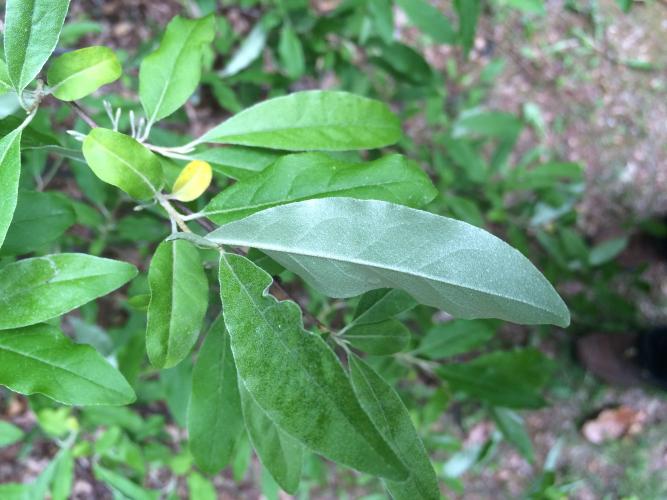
xmin=70 ymin=101 xmax=99 ymax=129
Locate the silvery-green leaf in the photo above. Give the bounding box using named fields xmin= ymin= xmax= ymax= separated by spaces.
xmin=0 ymin=129 xmax=22 ymax=249
xmin=206 ymin=198 xmax=570 ymax=327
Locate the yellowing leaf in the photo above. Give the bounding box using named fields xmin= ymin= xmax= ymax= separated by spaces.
xmin=171 ymin=160 xmax=212 ymax=202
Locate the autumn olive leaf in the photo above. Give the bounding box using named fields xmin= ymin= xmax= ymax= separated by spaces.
xmin=349 ymin=354 xmax=440 ymax=500
xmin=0 ymin=60 xmax=12 ymax=95
xmin=238 ymin=381 xmax=303 ymax=494
xmin=206 ymin=198 xmax=570 ymax=327
xmin=189 ymin=146 xmax=281 ymax=181
xmin=146 ymin=240 xmax=208 ymax=369
xmin=82 ymin=128 xmax=163 ymax=200
xmin=218 ymin=252 xmax=408 ymax=480
xmin=277 ymin=24 xmax=305 ymax=79
xmin=203 ymin=152 xmax=436 ymax=224
xmin=414 ymin=320 xmax=495 ymax=359
xmin=169 ymin=160 xmax=212 ymax=202
xmin=188 ymin=317 xmax=244 ymax=473
xmin=353 ymin=289 xmax=418 ymax=325
xmin=0 ymin=323 xmax=136 ymax=406
xmin=197 ymin=91 xmax=402 ymax=151
xmin=139 ymin=14 xmax=216 ymax=126
xmin=0 ymin=253 xmax=137 ymax=330
xmin=0 ymin=128 xmax=22 ymax=249
xmin=3 ymin=0 xmax=71 ymax=95
xmin=47 ymin=46 xmax=121 ymax=101
xmin=342 ymin=320 xmax=410 ymax=356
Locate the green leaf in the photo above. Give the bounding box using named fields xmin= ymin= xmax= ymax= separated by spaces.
xmin=0 ymin=128 xmax=22 ymax=249
xmin=187 ymin=473 xmax=217 ymax=500
xmin=589 ymin=237 xmax=627 ymax=267
xmin=203 ymin=152 xmax=437 ymax=224
xmin=453 ymin=109 xmax=523 ymax=140
xmin=239 ymin=381 xmax=303 ymax=494
xmin=454 ymin=0 xmax=481 ymax=57
xmin=82 ymin=128 xmax=163 ymax=200
xmin=490 ymin=407 xmax=534 ymax=462
xmin=415 ymin=320 xmax=495 ymax=359
xmin=51 ymin=449 xmax=74 ymax=500
xmin=205 ymin=198 xmax=570 ymax=327
xmin=0 ymin=253 xmax=137 ymax=330
xmin=219 ymin=17 xmax=271 ymax=78
xmin=188 ymin=317 xmax=244 ymax=473
xmin=198 ymin=91 xmax=401 ymax=151
xmin=353 ymin=289 xmax=417 ymax=325
xmin=278 ymin=25 xmax=305 ymax=79
xmin=146 ymin=240 xmax=208 ymax=368
xmin=349 ymin=355 xmax=440 ymax=500
xmin=3 ymin=0 xmax=71 ymax=94
xmin=47 ymin=46 xmax=121 ymax=101
xmin=1 ymin=190 xmax=75 ymax=256
xmin=139 ymin=15 xmax=215 ymax=125
xmin=437 ymin=348 xmax=555 ymax=408
xmin=0 ymin=60 xmax=13 ymax=95
xmin=0 ymin=323 xmax=135 ymax=405
xmin=191 ymin=146 xmax=281 ymax=180
xmin=0 ymin=420 xmax=24 ymax=447
xmin=94 ymin=464 xmax=156 ymax=500
xmin=343 ymin=320 xmax=410 ymax=356
xmin=395 ymin=0 xmax=456 ymax=44
xmin=368 ymin=0 xmax=395 ymax=44
xmin=218 ymin=253 xmax=407 ymax=480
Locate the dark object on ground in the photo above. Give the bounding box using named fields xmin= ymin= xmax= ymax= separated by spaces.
xmin=577 ymin=327 xmax=667 ymax=390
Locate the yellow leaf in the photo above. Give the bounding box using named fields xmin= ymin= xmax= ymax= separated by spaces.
xmin=170 ymin=160 xmax=212 ymax=202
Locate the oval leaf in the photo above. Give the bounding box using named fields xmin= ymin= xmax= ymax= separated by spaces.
xmin=188 ymin=317 xmax=244 ymax=473
xmin=0 ymin=129 xmax=22 ymax=249
xmin=3 ymin=0 xmax=70 ymax=94
xmin=206 ymin=198 xmax=570 ymax=327
xmin=198 ymin=91 xmax=401 ymax=151
xmin=343 ymin=320 xmax=410 ymax=356
xmin=203 ymin=152 xmax=436 ymax=225
xmin=218 ymin=253 xmax=407 ymax=480
xmin=139 ymin=15 xmax=215 ymax=125
xmin=146 ymin=240 xmax=208 ymax=368
xmin=0 ymin=323 xmax=135 ymax=405
xmin=170 ymin=160 xmax=212 ymax=202
xmin=47 ymin=46 xmax=121 ymax=101
xmin=82 ymin=128 xmax=163 ymax=200
xmin=0 ymin=253 xmax=137 ymax=330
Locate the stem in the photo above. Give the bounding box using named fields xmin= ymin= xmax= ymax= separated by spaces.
xmin=70 ymin=101 xmax=99 ymax=129
xmin=157 ymin=195 xmax=192 ymax=233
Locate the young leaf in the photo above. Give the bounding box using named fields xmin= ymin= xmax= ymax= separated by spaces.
xmin=395 ymin=0 xmax=456 ymax=44
xmin=0 ymin=420 xmax=24 ymax=447
xmin=0 ymin=253 xmax=137 ymax=330
xmin=1 ymin=190 xmax=75 ymax=256
xmin=278 ymin=25 xmax=305 ymax=79
xmin=188 ymin=316 xmax=244 ymax=473
xmin=218 ymin=253 xmax=407 ymax=480
xmin=82 ymin=128 xmax=163 ymax=200
xmin=203 ymin=153 xmax=437 ymax=224
xmin=343 ymin=320 xmax=410 ymax=356
xmin=197 ymin=91 xmax=401 ymax=151
xmin=170 ymin=160 xmax=212 ymax=202
xmin=437 ymin=348 xmax=555 ymax=408
xmin=0 ymin=129 xmax=22 ymax=249
xmin=0 ymin=323 xmax=135 ymax=405
xmin=3 ymin=0 xmax=71 ymax=95
xmin=146 ymin=240 xmax=208 ymax=369
xmin=205 ymin=198 xmax=570 ymax=327
xmin=349 ymin=355 xmax=440 ymax=500
xmin=139 ymin=14 xmax=215 ymax=125
xmin=47 ymin=46 xmax=121 ymax=101
xmin=239 ymin=381 xmax=303 ymax=494
xmin=414 ymin=320 xmax=495 ymax=359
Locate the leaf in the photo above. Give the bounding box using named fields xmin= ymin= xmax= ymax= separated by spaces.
xmin=218 ymin=253 xmax=407 ymax=480
xmin=203 ymin=152 xmax=437 ymax=224
xmin=139 ymin=14 xmax=216 ymax=124
xmin=343 ymin=320 xmax=410 ymax=356
xmin=0 ymin=420 xmax=24 ymax=447
xmin=0 ymin=60 xmax=13 ymax=94
xmin=47 ymin=46 xmax=121 ymax=101
xmin=51 ymin=449 xmax=74 ymax=500
xmin=0 ymin=129 xmax=22 ymax=249
xmin=0 ymin=253 xmax=137 ymax=330
xmin=239 ymin=381 xmax=303 ymax=494
xmin=82 ymin=128 xmax=163 ymax=200
xmin=0 ymin=323 xmax=135 ymax=405
xmin=278 ymin=25 xmax=305 ymax=79
xmin=3 ymin=0 xmax=71 ymax=94
xmin=205 ymin=198 xmax=570 ymax=327
xmin=368 ymin=0 xmax=395 ymax=44
xmin=188 ymin=317 xmax=244 ymax=473
xmin=187 ymin=473 xmax=217 ymax=500
xmin=453 ymin=109 xmax=523 ymax=140
xmin=170 ymin=160 xmax=212 ymax=202
xmin=146 ymin=240 xmax=208 ymax=368
xmin=589 ymin=237 xmax=627 ymax=267
xmin=219 ymin=18 xmax=270 ymax=78
xmin=454 ymin=0 xmax=481 ymax=57
xmin=414 ymin=320 xmax=495 ymax=359
xmin=490 ymin=407 xmax=534 ymax=462
xmin=1 ymin=190 xmax=76 ymax=256
xmin=370 ymin=42 xmax=433 ymax=85
xmin=353 ymin=289 xmax=418 ymax=325
xmin=437 ymin=348 xmax=555 ymax=409
xmin=190 ymin=146 xmax=281 ymax=180
xmin=349 ymin=355 xmax=440 ymax=500
xmin=197 ymin=91 xmax=401 ymax=151
xmin=395 ymin=0 xmax=456 ymax=44
xmin=93 ymin=464 xmax=156 ymax=500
